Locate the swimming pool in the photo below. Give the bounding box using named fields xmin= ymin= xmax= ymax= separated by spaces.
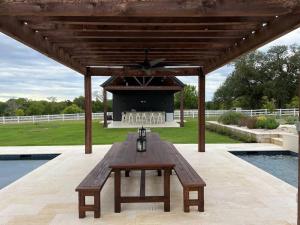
xmin=0 ymin=154 xmax=59 ymax=189
xmin=231 ymin=151 xmax=297 ymax=187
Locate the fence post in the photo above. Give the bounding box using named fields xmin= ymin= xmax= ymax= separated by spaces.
xmin=294 ymin=108 xmax=296 ymax=117
xmin=62 ymin=114 xmax=65 ymax=121
xmin=32 ymin=115 xmax=35 ymax=123
xmin=2 ymin=116 xmax=5 ymax=124
xmin=265 ymin=109 xmax=267 ymax=115
xmin=47 ymin=115 xmax=50 ymax=122
xmin=279 ymin=109 xmax=282 ymax=117
xmin=17 ymin=116 xmax=20 ymax=124
xmin=250 ymin=109 xmax=253 ymax=117
xmin=77 ymin=113 xmax=79 ymax=120
xmin=192 ymin=111 xmax=195 ymax=118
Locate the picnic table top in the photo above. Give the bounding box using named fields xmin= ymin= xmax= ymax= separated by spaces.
xmin=109 ymin=133 xmax=175 ymax=170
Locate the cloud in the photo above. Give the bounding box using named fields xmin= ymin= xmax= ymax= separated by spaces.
xmin=1 ymin=27 xmax=300 ymax=102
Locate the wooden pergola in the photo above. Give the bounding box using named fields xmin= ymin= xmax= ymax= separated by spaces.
xmin=1 ymin=0 xmax=300 ymax=222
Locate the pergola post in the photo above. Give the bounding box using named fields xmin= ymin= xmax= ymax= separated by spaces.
xmin=297 ymin=75 xmax=300 ymax=225
xmin=84 ymin=67 xmax=92 ymax=154
xmin=103 ymin=88 xmax=108 ymax=128
xmin=198 ymin=68 xmax=205 ymax=152
xmin=180 ymin=88 xmax=184 ymax=127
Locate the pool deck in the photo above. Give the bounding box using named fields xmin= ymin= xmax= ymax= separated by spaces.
xmin=0 ymin=143 xmax=297 ymax=225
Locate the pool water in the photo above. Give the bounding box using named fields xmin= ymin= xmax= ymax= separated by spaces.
xmin=0 ymin=154 xmax=59 ymax=189
xmin=231 ymin=151 xmax=298 ymax=187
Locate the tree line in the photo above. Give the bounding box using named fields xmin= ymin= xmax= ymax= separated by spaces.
xmin=0 ymin=96 xmax=112 ymax=116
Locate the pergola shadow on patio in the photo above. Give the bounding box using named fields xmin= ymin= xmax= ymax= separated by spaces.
xmin=0 ymin=0 xmax=300 ymax=223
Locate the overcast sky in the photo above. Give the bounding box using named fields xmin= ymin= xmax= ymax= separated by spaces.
xmin=0 ymin=27 xmax=300 ymax=102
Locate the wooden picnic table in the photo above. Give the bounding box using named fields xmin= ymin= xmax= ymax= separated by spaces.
xmin=109 ymin=133 xmax=174 ymax=212
xmin=76 ymin=132 xmax=205 ymax=218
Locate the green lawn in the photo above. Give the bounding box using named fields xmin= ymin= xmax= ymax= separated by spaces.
xmin=0 ymin=119 xmax=239 ymax=146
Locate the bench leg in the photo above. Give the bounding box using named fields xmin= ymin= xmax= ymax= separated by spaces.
xmin=183 ymin=187 xmax=204 ymax=213
xmin=183 ymin=187 xmax=190 ymax=213
xmin=78 ymin=190 xmax=101 ymax=218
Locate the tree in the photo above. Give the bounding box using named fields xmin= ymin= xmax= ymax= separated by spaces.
xmin=286 ymin=96 xmax=299 ymax=108
xmin=26 ymin=101 xmax=46 ymax=115
xmin=261 ymin=96 xmax=276 ymax=112
xmin=62 ymin=104 xmax=83 ymax=114
xmin=15 ymin=109 xmax=25 ymax=116
xmin=212 ymin=45 xmax=300 ymax=109
xmin=174 ymin=85 xmax=198 ymax=109
xmin=73 ymin=96 xmax=85 ymax=110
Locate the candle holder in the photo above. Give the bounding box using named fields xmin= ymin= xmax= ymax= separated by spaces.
xmin=137 ymin=126 xmax=147 ymax=152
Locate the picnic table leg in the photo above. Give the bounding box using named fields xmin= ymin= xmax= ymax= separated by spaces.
xmin=114 ymin=169 xmax=121 ymax=213
xmin=125 ymin=170 xmax=130 ymax=177
xmin=163 ymin=168 xmax=171 ymax=212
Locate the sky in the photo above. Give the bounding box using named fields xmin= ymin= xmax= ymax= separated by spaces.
xmin=0 ymin=27 xmax=300 ymax=102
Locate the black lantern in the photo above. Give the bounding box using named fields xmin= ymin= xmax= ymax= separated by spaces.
xmin=138 ymin=126 xmax=147 ymax=139
xmin=136 ymin=136 xmax=146 ymax=152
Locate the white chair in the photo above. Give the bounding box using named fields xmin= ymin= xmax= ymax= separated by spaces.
xmin=128 ymin=112 xmax=134 ymax=125
xmin=142 ymin=112 xmax=147 ymax=124
xmin=135 ymin=112 xmax=141 ymax=125
xmin=149 ymin=112 xmax=156 ymax=124
xmin=121 ymin=112 xmax=126 ymax=123
xmin=157 ymin=112 xmax=164 ymax=124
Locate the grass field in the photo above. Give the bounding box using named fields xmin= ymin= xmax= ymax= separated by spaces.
xmin=0 ymin=119 xmax=240 ymax=146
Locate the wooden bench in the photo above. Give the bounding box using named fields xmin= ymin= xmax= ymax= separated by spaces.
xmin=75 ymin=143 xmax=122 ymax=218
xmin=165 ymin=142 xmax=206 ymax=212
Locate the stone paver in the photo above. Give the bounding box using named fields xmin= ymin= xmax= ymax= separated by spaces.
xmin=0 ymin=144 xmax=297 ymax=225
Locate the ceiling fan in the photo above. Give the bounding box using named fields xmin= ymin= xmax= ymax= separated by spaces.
xmin=124 ymin=49 xmax=179 ymax=75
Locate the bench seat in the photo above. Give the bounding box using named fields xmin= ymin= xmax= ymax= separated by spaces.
xmin=166 ymin=142 xmax=206 ymax=212
xmin=75 ymin=143 xmax=122 ymax=218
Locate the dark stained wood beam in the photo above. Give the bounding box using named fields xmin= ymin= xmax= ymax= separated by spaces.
xmin=204 ymin=13 xmax=300 ymax=74
xmin=89 ymin=67 xmax=200 ymax=77
xmin=41 ymin=30 xmax=245 ymax=39
xmin=180 ymin=89 xmax=184 ymax=127
xmin=84 ymin=67 xmax=92 ymax=154
xmin=0 ymin=16 xmax=85 ymax=74
xmin=103 ymin=88 xmax=107 ymax=128
xmin=198 ymin=68 xmax=205 ymax=152
xmin=27 ymin=23 xmax=259 ymax=32
xmin=25 ymin=16 xmax=272 ymax=25
xmin=50 ymin=38 xmax=237 ymax=43
xmin=105 ymin=86 xmax=182 ymax=91
xmin=53 ymin=42 xmax=231 ymax=50
xmin=1 ymin=1 xmax=298 ymax=16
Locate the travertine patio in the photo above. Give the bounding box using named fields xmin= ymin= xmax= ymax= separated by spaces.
xmin=0 ymin=143 xmax=296 ymax=225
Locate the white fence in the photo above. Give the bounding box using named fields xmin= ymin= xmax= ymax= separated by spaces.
xmin=0 ymin=109 xmax=299 ymax=124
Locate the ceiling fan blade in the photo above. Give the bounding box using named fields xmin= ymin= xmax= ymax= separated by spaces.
xmin=150 ymin=58 xmax=166 ymax=67
xmin=142 ymin=69 xmax=152 ymax=76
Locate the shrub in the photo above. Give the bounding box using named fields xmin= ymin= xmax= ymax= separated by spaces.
xmin=256 ymin=116 xmax=267 ymax=129
xmin=238 ymin=117 xmax=248 ymax=127
xmin=285 ymin=116 xmax=297 ymax=125
xmin=218 ymin=111 xmax=245 ymax=125
xmin=264 ymin=118 xmax=280 ymax=129
xmin=246 ymin=117 xmax=258 ymax=129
